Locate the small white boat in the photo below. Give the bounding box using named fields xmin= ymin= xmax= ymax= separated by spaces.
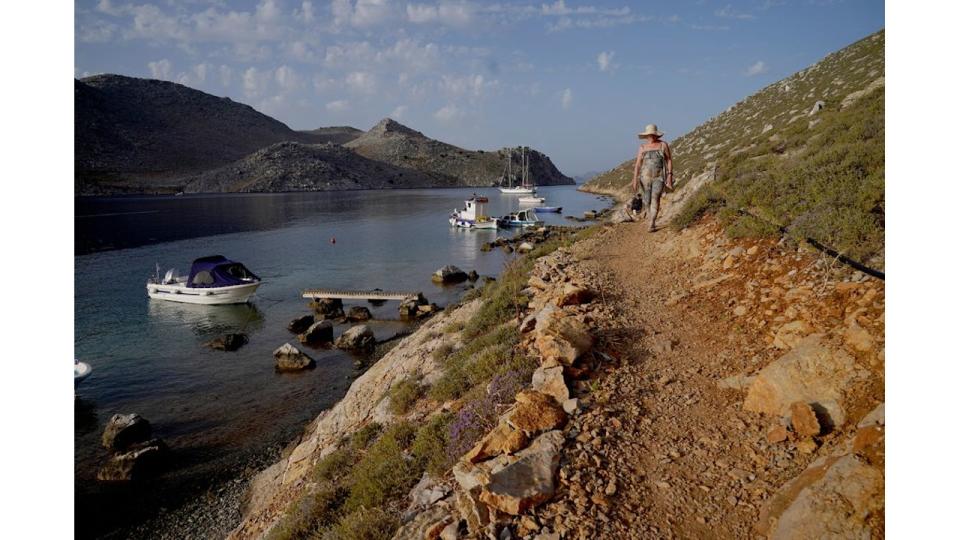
xmin=519 ymin=195 xmax=545 ymax=205
xmin=499 ymin=185 xmax=535 ymax=194
xmin=450 ymin=195 xmax=498 ymax=229
xmin=75 ymin=359 xmax=92 ymax=389
xmin=498 ymin=208 xmax=543 ymax=228
xmin=147 ymin=255 xmax=261 ymax=305
xmin=534 ymin=206 xmax=562 ymax=213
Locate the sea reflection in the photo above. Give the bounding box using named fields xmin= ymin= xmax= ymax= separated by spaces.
xmin=147 ymin=300 xmax=265 ymax=337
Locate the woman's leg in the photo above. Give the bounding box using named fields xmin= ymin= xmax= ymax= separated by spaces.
xmin=648 ymin=179 xmax=665 ymax=230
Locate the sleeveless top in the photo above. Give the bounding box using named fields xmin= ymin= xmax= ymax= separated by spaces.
xmin=641 ymin=142 xmax=667 ymax=179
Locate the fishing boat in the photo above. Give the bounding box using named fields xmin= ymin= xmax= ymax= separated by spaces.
xmin=534 ymin=206 xmax=563 ymax=213
xmin=75 ymin=359 xmax=92 ymax=389
xmin=498 ymin=208 xmax=542 ymax=228
xmin=518 ymin=195 xmax=545 ymax=205
xmin=147 ymin=255 xmax=261 ymax=305
xmin=498 ymin=147 xmax=535 ymax=194
xmin=450 ymin=195 xmax=498 ymax=229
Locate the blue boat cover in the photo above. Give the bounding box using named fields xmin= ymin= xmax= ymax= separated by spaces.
xmin=187 ymin=255 xmax=260 ymax=288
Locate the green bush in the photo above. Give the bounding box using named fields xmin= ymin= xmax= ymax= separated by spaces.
xmin=411 ymin=413 xmax=454 ymax=477
xmin=344 ymin=425 xmax=422 ymax=512
xmin=266 ymin=483 xmax=348 ymax=540
xmin=347 ymin=422 xmax=382 ymax=450
xmin=313 ymin=448 xmax=355 ymax=483
xmin=671 ymin=184 xmax=725 ymax=230
xmin=326 ymin=507 xmax=399 ymax=540
xmin=386 ymin=375 xmax=424 ymax=415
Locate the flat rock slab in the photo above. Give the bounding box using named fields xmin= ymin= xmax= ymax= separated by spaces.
xmin=479 ymin=430 xmax=565 ymax=515
xmin=744 ymin=334 xmax=863 ymax=428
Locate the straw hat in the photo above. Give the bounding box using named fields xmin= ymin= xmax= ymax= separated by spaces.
xmin=638 ymin=124 xmax=664 ymax=138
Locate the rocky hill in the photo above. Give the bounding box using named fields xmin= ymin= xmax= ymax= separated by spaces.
xmin=583 ymin=30 xmax=884 ymax=267
xmin=75 ymin=74 xmax=314 ymax=194
xmin=298 ymin=126 xmax=364 ymax=145
xmin=345 ymin=118 xmax=575 ymax=187
xmin=183 ymin=141 xmax=453 ymax=193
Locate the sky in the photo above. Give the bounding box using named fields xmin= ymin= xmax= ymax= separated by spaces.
xmin=75 ymin=0 xmax=884 ymax=175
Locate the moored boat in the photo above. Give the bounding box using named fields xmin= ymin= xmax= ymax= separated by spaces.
xmin=534 ymin=206 xmax=562 ymax=213
xmin=147 ymin=255 xmax=261 ymax=305
xmin=498 ymin=147 xmax=536 ymax=194
xmin=519 ymin=195 xmax=545 ymax=205
xmin=450 ymin=195 xmax=498 ymax=229
xmin=75 ymin=359 xmax=92 ymax=389
xmin=497 ymin=208 xmax=542 ymax=228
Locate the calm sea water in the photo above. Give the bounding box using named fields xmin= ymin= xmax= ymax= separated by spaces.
xmin=74 ymin=186 xmax=607 ymax=537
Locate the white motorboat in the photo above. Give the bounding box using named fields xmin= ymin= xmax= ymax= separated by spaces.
xmin=534 ymin=206 xmax=563 ymax=213
xmin=518 ymin=195 xmax=545 ymax=205
xmin=450 ymin=195 xmax=498 ymax=229
xmin=498 ymin=208 xmax=543 ymax=228
xmin=147 ymin=255 xmax=261 ymax=305
xmin=75 ymin=359 xmax=92 ymax=389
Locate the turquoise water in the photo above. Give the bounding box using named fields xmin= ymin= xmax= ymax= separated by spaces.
xmin=74 ymin=186 xmax=608 ymax=536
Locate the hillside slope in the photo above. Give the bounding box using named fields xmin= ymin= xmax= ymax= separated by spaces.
xmin=297 ymin=126 xmax=364 ymax=145
xmin=346 ymin=118 xmax=575 ymax=187
xmin=183 ymin=141 xmax=453 ymax=193
xmin=75 ymin=75 xmax=313 ymax=193
xmin=583 ymin=30 xmax=884 ymax=267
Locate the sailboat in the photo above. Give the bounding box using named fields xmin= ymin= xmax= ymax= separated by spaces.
xmin=498 ymin=147 xmax=535 ymax=194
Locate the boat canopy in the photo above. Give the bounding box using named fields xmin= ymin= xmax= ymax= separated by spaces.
xmin=187 ymin=255 xmax=259 ymax=288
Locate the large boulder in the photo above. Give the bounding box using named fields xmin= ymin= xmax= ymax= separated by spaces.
xmin=310 ymin=298 xmax=344 ymax=319
xmin=534 ymin=311 xmax=594 ymax=366
xmin=555 ymin=282 xmax=594 ymax=307
xmin=298 ymin=320 xmax=334 ymax=345
xmin=334 ymin=325 xmax=376 ymax=351
xmin=273 ymin=343 xmax=316 ymax=371
xmin=479 ymin=430 xmax=565 ymax=515
xmin=102 ymin=413 xmax=152 ymax=451
xmin=399 ymin=294 xmax=428 ymax=320
xmin=506 ymin=391 xmax=567 ymax=435
xmin=345 ymin=306 xmax=373 ymax=322
xmin=287 ymin=314 xmax=315 ymax=334
xmin=531 ymin=365 xmax=569 ymax=403
xmin=97 ymin=438 xmax=168 ymax=482
xmin=432 ymin=265 xmax=468 ymax=284
xmin=207 ymin=333 xmax=248 ymax=351
xmin=744 ymin=335 xmax=865 ymax=429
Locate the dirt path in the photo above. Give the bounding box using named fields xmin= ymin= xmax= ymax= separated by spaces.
xmin=530 ymin=219 xmax=884 ymax=539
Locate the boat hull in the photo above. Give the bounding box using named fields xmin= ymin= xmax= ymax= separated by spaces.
xmin=147 ymin=281 xmax=261 ymax=305
xmin=499 ymin=187 xmax=535 ymax=194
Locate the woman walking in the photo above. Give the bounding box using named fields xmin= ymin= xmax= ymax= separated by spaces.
xmin=631 ymin=124 xmax=673 ymax=232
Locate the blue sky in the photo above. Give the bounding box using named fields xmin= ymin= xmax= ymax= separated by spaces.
xmin=75 ymin=0 xmax=884 ymax=175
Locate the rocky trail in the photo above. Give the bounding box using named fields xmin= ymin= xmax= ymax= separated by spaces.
xmin=524 ymin=218 xmax=885 ymax=539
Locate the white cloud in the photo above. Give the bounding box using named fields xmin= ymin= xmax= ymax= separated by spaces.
xmin=434 ymin=103 xmax=464 ymax=123
xmin=345 ymin=71 xmax=377 ymax=94
xmin=561 ymin=87 xmax=573 ymax=110
xmin=275 ymin=65 xmax=301 ymax=91
xmin=147 ymin=59 xmax=173 ymax=80
xmin=193 ymin=63 xmax=210 ymax=83
xmin=390 ymin=105 xmax=408 ymax=120
xmin=407 ymin=2 xmax=473 ymax=26
xmin=597 ymin=51 xmax=616 ymax=72
xmin=438 ymin=73 xmax=498 ymax=99
xmin=332 ymin=0 xmax=396 ymax=28
xmin=219 ymin=65 xmax=233 ymax=87
xmin=326 ymin=99 xmax=350 ymax=112
xmin=295 ymin=1 xmax=315 ymax=23
xmin=77 ymin=18 xmax=118 ymax=43
xmin=715 ymin=4 xmax=756 ymax=20
xmin=745 ymin=60 xmax=768 ymax=76
xmin=541 ymin=1 xmax=630 ymax=16
xmin=243 ymin=67 xmax=271 ymax=97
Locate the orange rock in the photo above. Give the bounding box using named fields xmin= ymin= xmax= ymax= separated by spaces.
xmin=464 ymin=423 xmax=529 ymax=463
xmin=767 ymin=425 xmax=788 ymax=443
xmin=507 ymin=391 xmax=568 ymax=434
xmin=789 ymin=402 xmax=821 ymax=437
